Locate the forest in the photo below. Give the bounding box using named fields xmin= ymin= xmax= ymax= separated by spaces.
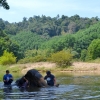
xmin=0 ymin=14 xmax=100 ymax=66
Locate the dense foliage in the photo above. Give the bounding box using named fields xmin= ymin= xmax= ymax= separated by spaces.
xmin=1 ymin=15 xmax=98 ymax=37
xmin=86 ymin=39 xmax=100 ymax=60
xmin=10 ymin=31 xmax=49 ymax=51
xmin=0 ymin=50 xmax=16 ymax=65
xmin=40 ymin=22 xmax=100 ymax=60
xmin=0 ymin=29 xmax=24 ymax=61
xmin=49 ymin=50 xmax=73 ymax=67
xmin=0 ymin=0 xmax=9 ymax=9
xmin=0 ymin=14 xmax=100 ymax=65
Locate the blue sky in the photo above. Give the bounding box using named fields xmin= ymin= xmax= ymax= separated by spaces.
xmin=0 ymin=0 xmax=100 ymax=23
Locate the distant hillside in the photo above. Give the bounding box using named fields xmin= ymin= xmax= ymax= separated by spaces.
xmin=40 ymin=22 xmax=100 ymax=58
xmin=0 ymin=15 xmax=100 ymax=62
xmin=10 ymin=21 xmax=100 ymax=60
xmin=0 ymin=14 xmax=99 ymax=37
xmin=0 ymin=29 xmax=24 ymax=60
xmin=10 ymin=31 xmax=49 ymax=51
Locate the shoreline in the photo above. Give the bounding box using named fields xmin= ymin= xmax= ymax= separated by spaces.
xmin=1 ymin=61 xmax=100 ymax=81
xmin=0 ymin=61 xmax=100 ymax=81
xmin=9 ymin=62 xmax=100 ymax=74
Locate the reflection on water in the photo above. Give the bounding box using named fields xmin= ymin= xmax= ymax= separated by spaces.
xmin=1 ymin=72 xmax=100 ymax=99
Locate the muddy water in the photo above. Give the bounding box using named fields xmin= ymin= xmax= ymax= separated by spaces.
xmin=0 ymin=72 xmax=100 ymax=100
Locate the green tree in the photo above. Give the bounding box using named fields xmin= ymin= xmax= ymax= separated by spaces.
xmin=80 ymin=49 xmax=87 ymax=61
xmin=0 ymin=29 xmax=24 ymax=61
xmin=86 ymin=39 xmax=100 ymax=60
xmin=0 ymin=0 xmax=9 ymax=9
xmin=0 ymin=19 xmax=5 ymax=29
xmin=0 ymin=50 xmax=16 ymax=65
xmin=49 ymin=50 xmax=73 ymax=67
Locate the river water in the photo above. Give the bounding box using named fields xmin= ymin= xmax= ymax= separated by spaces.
xmin=0 ymin=72 xmax=100 ymax=100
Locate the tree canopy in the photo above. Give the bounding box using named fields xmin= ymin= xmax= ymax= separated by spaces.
xmin=0 ymin=29 xmax=24 ymax=61
xmin=1 ymin=14 xmax=100 ymax=64
xmin=86 ymin=39 xmax=100 ymax=60
xmin=0 ymin=0 xmax=9 ymax=9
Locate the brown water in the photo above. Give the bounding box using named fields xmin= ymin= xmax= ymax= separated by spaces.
xmin=0 ymin=72 xmax=100 ymax=100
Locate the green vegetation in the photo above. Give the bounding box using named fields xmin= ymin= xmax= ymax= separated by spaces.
xmin=3 ymin=15 xmax=98 ymax=37
xmin=86 ymin=39 xmax=100 ymax=61
xmin=40 ymin=22 xmax=100 ymax=61
xmin=0 ymin=15 xmax=100 ymax=67
xmin=0 ymin=29 xmax=24 ymax=62
xmin=10 ymin=31 xmax=48 ymax=51
xmin=0 ymin=50 xmax=16 ymax=65
xmin=0 ymin=0 xmax=9 ymax=10
xmin=49 ymin=50 xmax=73 ymax=67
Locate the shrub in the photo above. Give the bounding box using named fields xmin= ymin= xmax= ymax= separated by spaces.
xmin=0 ymin=50 xmax=16 ymax=65
xmin=18 ymin=55 xmax=46 ymax=64
xmin=86 ymin=39 xmax=100 ymax=61
xmin=49 ymin=50 xmax=73 ymax=67
xmin=32 ymin=55 xmax=46 ymax=62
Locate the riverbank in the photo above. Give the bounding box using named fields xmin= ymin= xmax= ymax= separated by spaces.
xmin=9 ymin=61 xmax=100 ymax=74
xmin=0 ymin=61 xmax=100 ymax=81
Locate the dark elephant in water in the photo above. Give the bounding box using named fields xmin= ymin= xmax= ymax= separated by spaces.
xmin=16 ymin=69 xmax=47 ymax=88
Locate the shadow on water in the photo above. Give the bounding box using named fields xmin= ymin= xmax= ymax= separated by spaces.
xmin=1 ymin=72 xmax=100 ymax=99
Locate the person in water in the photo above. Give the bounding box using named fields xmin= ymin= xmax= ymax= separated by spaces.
xmin=3 ymin=70 xmax=13 ymax=86
xmin=16 ymin=69 xmax=48 ymax=88
xmin=44 ymin=71 xmax=59 ymax=86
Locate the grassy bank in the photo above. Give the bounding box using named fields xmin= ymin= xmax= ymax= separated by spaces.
xmin=1 ymin=61 xmax=100 ymax=81
xmin=0 ymin=62 xmax=73 ymax=81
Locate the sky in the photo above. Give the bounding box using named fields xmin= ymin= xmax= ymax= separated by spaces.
xmin=0 ymin=0 xmax=100 ymax=23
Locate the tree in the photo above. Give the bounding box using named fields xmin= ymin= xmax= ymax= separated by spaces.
xmin=49 ymin=50 xmax=73 ymax=67
xmin=80 ymin=49 xmax=87 ymax=61
xmin=0 ymin=50 xmax=16 ymax=65
xmin=0 ymin=18 xmax=5 ymax=29
xmin=0 ymin=29 xmax=24 ymax=61
xmin=86 ymin=39 xmax=100 ymax=60
xmin=0 ymin=0 xmax=9 ymax=9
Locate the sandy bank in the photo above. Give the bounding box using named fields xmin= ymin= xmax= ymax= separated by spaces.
xmin=10 ymin=62 xmax=100 ymax=74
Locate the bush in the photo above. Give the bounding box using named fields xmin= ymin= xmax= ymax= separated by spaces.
xmin=0 ymin=50 xmax=16 ymax=65
xmin=86 ymin=39 xmax=100 ymax=61
xmin=18 ymin=55 xmax=46 ymax=64
xmin=32 ymin=55 xmax=46 ymax=62
xmin=49 ymin=50 xmax=73 ymax=67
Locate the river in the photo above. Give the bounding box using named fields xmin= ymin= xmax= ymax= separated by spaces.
xmin=0 ymin=72 xmax=100 ymax=100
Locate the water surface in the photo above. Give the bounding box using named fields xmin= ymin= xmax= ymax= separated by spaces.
xmin=0 ymin=72 xmax=100 ymax=100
